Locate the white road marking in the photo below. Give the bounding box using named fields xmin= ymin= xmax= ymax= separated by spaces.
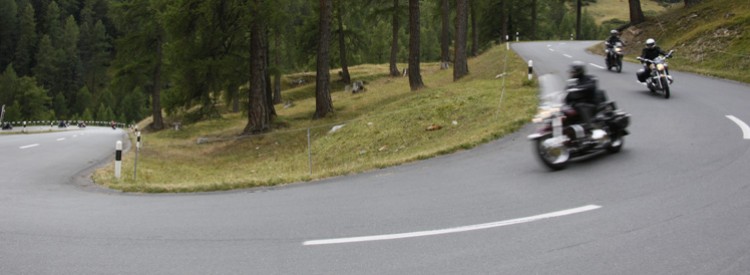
xmin=549 ymin=48 xmax=555 ymax=52
xmin=589 ymin=63 xmax=605 ymax=69
xmin=726 ymin=115 xmax=750 ymax=139
xmin=303 ymin=205 xmax=601 ymax=246
xmin=563 ymin=54 xmax=573 ymax=58
xmin=57 ymin=138 xmax=66 ymax=141
xmin=20 ymin=144 xmax=40 ymax=149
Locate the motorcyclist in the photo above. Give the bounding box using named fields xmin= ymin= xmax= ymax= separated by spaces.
xmin=639 ymin=38 xmax=673 ymax=83
xmin=564 ymin=61 xmax=600 ymax=131
xmin=605 ymin=29 xmax=624 ymax=48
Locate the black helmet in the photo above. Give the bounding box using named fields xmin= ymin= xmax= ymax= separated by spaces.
xmin=569 ymin=61 xmax=586 ymax=79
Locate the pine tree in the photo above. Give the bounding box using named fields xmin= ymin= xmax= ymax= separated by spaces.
xmin=0 ymin=0 xmax=18 ymax=70
xmin=53 ymin=92 xmax=67 ymax=119
xmin=14 ymin=3 xmax=36 ymax=77
xmin=57 ymin=16 xmax=83 ymax=114
xmin=34 ymin=34 xmax=57 ymax=92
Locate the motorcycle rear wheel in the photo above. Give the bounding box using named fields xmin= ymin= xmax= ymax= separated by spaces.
xmin=534 ymin=135 xmax=569 ymax=170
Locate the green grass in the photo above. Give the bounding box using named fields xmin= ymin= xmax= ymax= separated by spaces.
xmin=586 ymin=0 xmax=669 ymax=24
xmin=591 ymin=0 xmax=750 ymax=83
xmin=93 ymin=45 xmax=539 ymax=193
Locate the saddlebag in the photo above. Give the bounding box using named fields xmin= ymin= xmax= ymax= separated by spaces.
xmin=610 ymin=112 xmax=630 ymax=129
xmin=636 ymin=69 xmax=648 ymax=82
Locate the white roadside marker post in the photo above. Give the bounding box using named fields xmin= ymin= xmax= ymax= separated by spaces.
xmin=115 ymin=140 xmax=122 ymax=180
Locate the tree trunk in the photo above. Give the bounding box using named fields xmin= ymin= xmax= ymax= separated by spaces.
xmin=273 ymin=32 xmax=282 ymax=104
xmin=576 ymin=0 xmax=582 ymax=40
xmin=470 ymin=0 xmax=478 ymax=57
xmin=389 ymin=0 xmax=400 ymax=77
xmin=440 ymin=0 xmax=450 ymax=69
xmin=337 ymin=3 xmax=351 ymax=84
xmin=408 ymin=0 xmax=424 ymax=91
xmin=243 ymin=1 xmax=270 ymax=134
xmin=530 ymin=0 xmax=537 ymax=40
xmin=264 ymin=28 xmax=276 ymax=119
xmin=500 ymin=0 xmax=508 ymax=42
xmin=229 ymin=84 xmax=239 ymax=113
xmin=314 ymin=0 xmax=334 ymax=119
xmin=684 ymin=0 xmax=700 ymax=7
xmin=453 ymin=0 xmax=468 ymax=81
xmin=150 ymin=31 xmax=164 ymax=130
xmin=628 ymin=0 xmax=645 ymax=25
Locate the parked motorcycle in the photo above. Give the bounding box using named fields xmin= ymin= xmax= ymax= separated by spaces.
xmin=528 ymin=76 xmax=630 ymax=170
xmin=605 ymin=42 xmax=624 ymax=73
xmin=637 ymin=50 xmax=674 ymax=99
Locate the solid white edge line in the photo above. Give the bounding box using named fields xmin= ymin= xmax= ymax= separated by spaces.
xmin=303 ymin=205 xmax=601 ymax=246
xmin=726 ymin=115 xmax=750 ymax=139
xmin=20 ymin=144 xmax=40 ymax=149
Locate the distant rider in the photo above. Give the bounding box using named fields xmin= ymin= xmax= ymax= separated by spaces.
xmin=605 ymin=29 xmax=624 ymax=48
xmin=639 ymin=38 xmax=673 ymax=83
xmin=565 ymin=61 xmax=601 ymax=131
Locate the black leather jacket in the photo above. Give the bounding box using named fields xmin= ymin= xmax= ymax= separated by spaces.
xmin=565 ymin=75 xmax=598 ymax=105
xmin=605 ymin=36 xmax=623 ymax=47
xmin=640 ymin=46 xmax=669 ymax=61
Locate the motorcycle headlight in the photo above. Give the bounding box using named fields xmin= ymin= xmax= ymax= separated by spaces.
xmin=615 ymin=47 xmax=622 ymax=53
xmin=656 ymin=64 xmax=665 ymax=71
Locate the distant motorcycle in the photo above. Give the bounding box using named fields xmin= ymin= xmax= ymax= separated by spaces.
xmin=637 ymin=50 xmax=674 ymax=99
xmin=605 ymin=42 xmax=624 ymax=73
xmin=528 ymin=76 xmax=630 ymax=170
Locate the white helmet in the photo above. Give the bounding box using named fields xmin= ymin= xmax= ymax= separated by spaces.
xmin=646 ymin=38 xmax=656 ymax=48
xmin=610 ymin=29 xmax=618 ymax=35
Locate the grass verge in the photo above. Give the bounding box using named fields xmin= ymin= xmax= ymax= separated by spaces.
xmin=92 ymin=44 xmax=539 ymax=193
xmin=590 ymin=0 xmax=750 ymax=83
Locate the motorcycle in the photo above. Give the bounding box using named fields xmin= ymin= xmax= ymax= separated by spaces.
xmin=637 ymin=50 xmax=674 ymax=99
xmin=605 ymin=42 xmax=624 ymax=73
xmin=528 ymin=75 xmax=630 ymax=170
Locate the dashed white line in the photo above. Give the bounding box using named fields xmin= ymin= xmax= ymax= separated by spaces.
xmin=57 ymin=138 xmax=66 ymax=141
xmin=589 ymin=63 xmax=605 ymax=69
xmin=303 ymin=205 xmax=601 ymax=246
xmin=726 ymin=115 xmax=750 ymax=139
xmin=20 ymin=144 xmax=40 ymax=149
xmin=563 ymin=54 xmax=573 ymax=58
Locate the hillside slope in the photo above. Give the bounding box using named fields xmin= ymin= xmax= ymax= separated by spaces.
xmin=95 ymin=45 xmax=538 ymax=192
xmin=619 ymin=0 xmax=750 ymax=83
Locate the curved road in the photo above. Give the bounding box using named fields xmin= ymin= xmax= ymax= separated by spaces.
xmin=2 ymin=41 xmax=750 ymax=274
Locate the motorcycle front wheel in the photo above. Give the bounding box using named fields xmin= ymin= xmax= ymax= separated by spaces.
xmin=661 ymin=78 xmax=670 ymax=99
xmin=534 ymin=135 xmax=569 ymax=170
xmin=616 ymin=58 xmax=622 ymax=73
xmin=606 ymin=134 xmax=624 ymax=153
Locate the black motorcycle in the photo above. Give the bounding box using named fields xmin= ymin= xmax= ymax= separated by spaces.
xmin=528 ymin=77 xmax=630 ymax=170
xmin=605 ymin=42 xmax=624 ymax=73
xmin=637 ymin=50 xmax=674 ymax=99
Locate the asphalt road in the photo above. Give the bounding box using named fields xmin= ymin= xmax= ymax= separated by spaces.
xmin=1 ymin=41 xmax=749 ymax=274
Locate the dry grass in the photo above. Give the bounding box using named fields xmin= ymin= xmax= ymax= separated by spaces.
xmin=591 ymin=0 xmax=750 ymax=83
xmin=93 ymin=45 xmax=538 ymax=193
xmin=586 ymin=0 xmax=670 ymax=24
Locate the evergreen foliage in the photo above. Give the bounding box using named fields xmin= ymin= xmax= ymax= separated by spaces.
xmin=0 ymin=0 xmax=663 ymax=126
